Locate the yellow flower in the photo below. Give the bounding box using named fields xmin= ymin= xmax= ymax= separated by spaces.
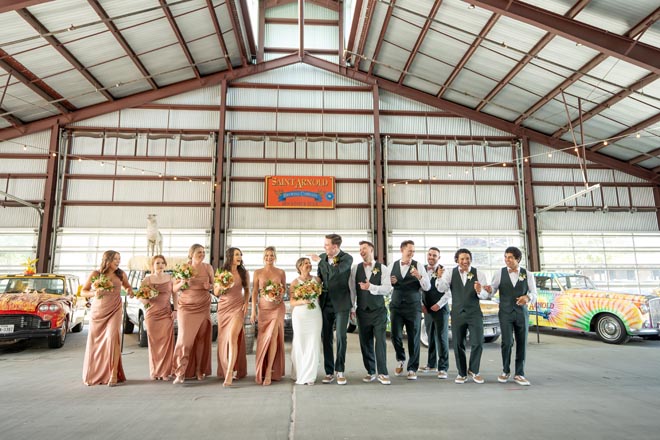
xmin=372 ymin=267 xmax=380 ymax=275
xmin=466 ymin=272 xmax=474 ymax=280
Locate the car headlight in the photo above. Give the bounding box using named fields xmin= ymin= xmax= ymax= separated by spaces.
xmin=38 ymin=303 xmax=61 ymax=312
xmin=639 ymin=304 xmax=649 ymax=314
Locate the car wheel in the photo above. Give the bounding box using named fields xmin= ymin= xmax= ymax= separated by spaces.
xmin=138 ymin=314 xmax=148 ymax=347
xmin=123 ymin=313 xmax=134 ymax=334
xmin=48 ymin=319 xmax=67 ymax=349
xmin=595 ymin=314 xmax=629 ymax=344
xmin=420 ymin=318 xmax=429 ymax=347
xmin=484 ymin=335 xmax=500 ymax=343
xmin=71 ymin=321 xmax=84 ymax=333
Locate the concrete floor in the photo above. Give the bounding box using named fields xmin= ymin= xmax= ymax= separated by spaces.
xmin=1 ymin=328 xmax=658 ymax=440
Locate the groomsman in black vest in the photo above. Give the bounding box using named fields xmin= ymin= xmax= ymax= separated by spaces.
xmin=436 ymin=248 xmax=490 ymax=384
xmin=349 ymin=241 xmax=392 ymax=385
xmin=420 ymin=247 xmax=450 ymax=380
xmin=314 ymin=234 xmax=353 ymax=385
xmin=489 ymin=246 xmax=537 ymax=386
xmin=389 ymin=240 xmax=431 ymax=380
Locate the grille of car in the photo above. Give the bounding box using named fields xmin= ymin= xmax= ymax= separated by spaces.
xmin=649 ymin=298 xmax=660 ymax=327
xmin=0 ymin=315 xmax=50 ymax=329
xmin=483 ymin=314 xmax=499 ymax=326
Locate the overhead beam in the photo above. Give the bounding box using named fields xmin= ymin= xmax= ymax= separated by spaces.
xmin=397 ymin=0 xmax=443 ymax=84
xmin=206 ymin=0 xmax=232 ymax=71
xmin=515 ymin=8 xmax=658 ymax=125
xmin=0 ymin=54 xmax=300 ymax=142
xmin=367 ymin=0 xmax=396 ymax=76
xmin=238 ymin=0 xmax=257 ymax=57
xmin=159 ymin=0 xmax=200 ymax=79
xmin=553 ymin=72 xmax=658 ymax=138
xmin=475 ymin=0 xmax=591 ymax=111
xmin=467 ymin=0 xmax=660 ymax=74
xmin=0 ymin=108 xmax=23 ymax=127
xmin=595 ymin=112 xmax=660 ymax=157
xmin=0 ymin=49 xmax=74 ymax=114
xmin=353 ymin=0 xmax=377 ymax=70
xmin=87 ymin=0 xmax=158 ymax=90
xmin=0 ymin=0 xmax=53 ymax=13
xmin=437 ymin=12 xmax=499 ymax=98
xmin=346 ymin=0 xmax=364 ymax=62
xmin=302 ymin=54 xmax=659 ymax=183
xmin=226 ymin=0 xmax=249 ymax=66
xmin=265 ymin=0 xmax=339 ymax=11
xmin=16 ymin=8 xmax=114 ymax=102
xmin=36 ymin=125 xmax=59 ymax=273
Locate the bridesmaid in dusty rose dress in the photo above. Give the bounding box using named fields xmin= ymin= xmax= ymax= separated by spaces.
xmin=251 ymin=246 xmax=286 ymax=386
xmin=173 ymin=244 xmax=214 ymax=384
xmin=140 ymin=255 xmax=177 ymax=380
xmin=215 ymin=247 xmax=250 ymax=387
xmin=82 ymin=250 xmax=134 ymax=386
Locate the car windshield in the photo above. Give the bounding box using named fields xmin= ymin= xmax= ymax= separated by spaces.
xmin=557 ymin=275 xmax=595 ymax=290
xmin=0 ymin=278 xmax=65 ymax=295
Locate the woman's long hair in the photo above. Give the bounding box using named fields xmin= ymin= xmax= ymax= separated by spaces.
xmin=223 ymin=247 xmax=248 ymax=288
xmin=99 ymin=250 xmax=124 ymax=279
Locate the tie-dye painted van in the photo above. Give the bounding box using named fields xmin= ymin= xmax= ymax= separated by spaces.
xmin=530 ymin=272 xmax=660 ymax=344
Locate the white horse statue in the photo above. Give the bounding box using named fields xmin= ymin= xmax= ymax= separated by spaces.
xmin=147 ymin=214 xmax=163 ymax=256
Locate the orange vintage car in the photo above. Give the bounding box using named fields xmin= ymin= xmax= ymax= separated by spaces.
xmin=0 ymin=274 xmax=86 ymax=348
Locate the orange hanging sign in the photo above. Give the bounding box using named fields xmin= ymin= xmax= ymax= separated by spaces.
xmin=264 ymin=176 xmax=336 ymax=209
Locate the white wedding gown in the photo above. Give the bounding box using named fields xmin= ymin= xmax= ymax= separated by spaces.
xmin=290 ymin=278 xmax=322 ymax=384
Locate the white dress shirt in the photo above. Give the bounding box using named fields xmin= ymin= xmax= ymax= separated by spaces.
xmin=387 ymin=259 xmax=431 ymax=292
xmin=425 ymin=263 xmax=446 ymax=309
xmin=490 ymin=267 xmax=537 ymax=303
xmin=349 ymin=261 xmax=392 ymax=311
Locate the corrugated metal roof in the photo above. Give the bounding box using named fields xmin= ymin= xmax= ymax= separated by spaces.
xmin=153 ymin=85 xmax=221 ymax=105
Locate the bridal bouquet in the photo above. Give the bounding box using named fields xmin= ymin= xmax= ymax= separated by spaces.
xmin=91 ymin=274 xmax=114 ymax=299
xmin=260 ymin=280 xmax=285 ymax=303
xmin=214 ymin=269 xmax=234 ymax=296
xmin=172 ymin=264 xmax=195 ymax=290
xmin=292 ymin=279 xmax=321 ymax=310
xmin=135 ymin=283 xmax=159 ymax=309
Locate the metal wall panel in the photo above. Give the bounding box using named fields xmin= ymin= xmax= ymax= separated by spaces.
xmin=265 ymin=23 xmax=298 ymax=47
xmin=66 ymin=179 xmax=114 ymax=201
xmin=113 ymin=181 xmax=164 ymax=202
xmin=612 ymin=170 xmax=646 ymax=184
xmin=227 ymin=111 xmax=277 ymax=131
xmin=305 ymin=25 xmax=338 ymax=50
xmin=232 ymin=63 xmax=363 ymax=87
xmin=337 ymin=141 xmax=369 ymax=160
xmin=118 ymin=109 xmax=170 ymax=129
xmin=325 ymin=91 xmax=372 ymax=109
xmin=537 ymin=211 xmax=658 ymax=231
xmin=168 ymin=110 xmax=220 ymax=130
xmin=337 ymin=182 xmax=369 ymax=204
xmin=277 ymin=112 xmax=323 ymax=132
xmin=230 ymin=207 xmax=368 ymax=230
xmin=264 ymin=141 xmax=296 ymax=159
xmin=62 ymin=206 xmax=211 ymax=228
xmin=529 ymin=142 xmax=585 ymax=165
xmin=0 ymin=178 xmax=45 ymax=200
xmin=387 ymin=184 xmax=430 ymax=205
xmin=228 ymin=87 xmax=279 ymax=107
xmin=630 ymin=187 xmax=655 ymax=206
xmin=387 ymin=208 xmax=518 ymax=230
xmin=277 ymin=89 xmax=323 ymax=108
xmin=153 ymin=86 xmax=222 ymax=105
xmin=233 ymin=140 xmax=265 ymax=158
xmin=232 ymin=162 xmax=276 ymax=177
xmin=381 ymin=115 xmax=426 ymax=134
xmin=534 ymin=186 xmax=603 ymax=207
xmin=231 ymin=181 xmax=263 ymax=203
xmin=70 ymin=111 xmax=121 ymax=128
xmin=317 ymin=164 xmax=366 ymax=179
xmin=0 ymin=159 xmax=47 ymax=174
xmin=0 ymin=207 xmax=40 ymax=227
xmin=324 ymin=114 xmax=373 ymax=133
xmin=162 ymin=181 xmax=212 ymax=203
xmin=266 ymin=1 xmax=338 ymax=19
xmin=267 ymin=162 xmax=323 ymax=175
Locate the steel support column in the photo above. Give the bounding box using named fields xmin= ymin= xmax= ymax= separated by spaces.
xmin=211 ymin=79 xmax=228 ymax=268
xmin=372 ymin=84 xmax=385 ymax=262
xmin=36 ymin=125 xmax=59 ymax=273
xmin=520 ymin=137 xmax=539 ymax=270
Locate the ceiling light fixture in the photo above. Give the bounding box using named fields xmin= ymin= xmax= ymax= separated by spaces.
xmin=535 ymin=184 xmax=601 ymax=215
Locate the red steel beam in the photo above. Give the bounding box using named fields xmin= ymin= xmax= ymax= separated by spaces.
xmin=521 ymin=137 xmax=539 ymax=270
xmin=437 ymin=12 xmax=500 ymax=98
xmin=353 ymin=0 xmax=377 ymax=70
xmin=226 ymin=0 xmax=249 ymax=66
xmin=238 ymin=0 xmax=257 ymax=57
xmin=0 ymin=0 xmax=53 ymax=13
xmin=159 ymin=0 xmax=200 ymax=79
xmin=515 ymin=9 xmax=658 ymax=125
xmin=468 ymin=0 xmax=660 ymax=73
xmin=397 ymin=0 xmax=443 ymax=85
xmin=258 ymin=0 xmax=265 ymax=62
xmin=17 ymin=8 xmax=114 ymax=102
xmin=266 ymin=17 xmax=338 ymax=25
xmin=367 ymin=0 xmax=396 ymax=76
xmin=266 ymin=0 xmax=339 ymax=11
xmin=302 ymin=54 xmax=659 ymax=182
xmin=0 ymin=54 xmax=300 ymax=141
xmin=346 ymin=0 xmax=364 ymax=61
xmin=87 ymin=0 xmax=158 ymax=90
xmin=594 ymin=112 xmax=660 ymax=156
xmin=338 ymin=0 xmax=344 ymax=65
xmin=299 ymin=0 xmax=304 ymax=58
xmin=475 ymin=0 xmax=592 ymax=112
xmin=36 ymin=125 xmax=59 ymax=273
xmin=211 ymin=79 xmax=227 ymax=268
xmin=206 ymin=0 xmax=233 ymax=71
xmin=0 ymin=49 xmax=74 ymax=113
xmin=0 ymin=107 xmax=23 ymax=127
xmin=372 ymin=83 xmax=384 ymax=262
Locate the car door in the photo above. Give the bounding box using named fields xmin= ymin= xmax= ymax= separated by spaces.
xmin=529 ymin=275 xmax=562 ymax=328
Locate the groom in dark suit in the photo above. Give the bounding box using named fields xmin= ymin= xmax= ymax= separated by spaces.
xmin=316 ymin=234 xmax=353 ymax=385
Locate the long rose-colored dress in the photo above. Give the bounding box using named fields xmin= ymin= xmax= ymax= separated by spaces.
xmin=173 ymin=266 xmax=213 ymax=379
xmin=145 ymin=278 xmax=175 ymax=380
xmin=255 ymin=287 xmax=286 ymax=384
xmin=82 ymin=272 xmax=126 ymax=385
xmin=216 ymin=279 xmax=247 ymax=380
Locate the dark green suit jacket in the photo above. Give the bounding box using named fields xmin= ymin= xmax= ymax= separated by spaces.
xmin=317 ymin=250 xmax=353 ymax=313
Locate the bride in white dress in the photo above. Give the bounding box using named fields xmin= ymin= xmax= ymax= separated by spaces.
xmin=290 ymin=257 xmax=323 ymax=385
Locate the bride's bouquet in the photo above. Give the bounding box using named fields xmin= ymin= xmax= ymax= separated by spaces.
xmin=91 ymin=273 xmax=114 ymax=299
xmin=135 ymin=283 xmax=159 ymax=309
xmin=214 ymin=269 xmax=234 ymax=296
xmin=292 ymin=279 xmax=321 ymax=310
xmin=172 ymin=263 xmax=195 ymax=290
xmin=260 ymin=280 xmax=285 ymax=303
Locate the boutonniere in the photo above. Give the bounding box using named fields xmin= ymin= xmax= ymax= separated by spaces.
xmin=466 ymin=272 xmax=474 ymax=280
xmin=518 ymin=273 xmax=526 ymax=281
xmin=372 ymin=267 xmax=380 ymax=275
xmin=332 ymin=256 xmax=340 ymax=265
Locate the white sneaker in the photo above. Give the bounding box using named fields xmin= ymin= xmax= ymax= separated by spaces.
xmin=407 ymin=370 xmax=417 ymax=380
xmin=437 ymin=370 xmax=448 ymax=379
xmin=362 ymin=374 xmax=376 ymax=383
xmin=337 ymin=372 xmax=347 ymax=385
xmin=377 ymin=374 xmax=391 ymax=385
xmin=455 ymin=375 xmax=467 ymax=384
xmin=394 ymin=360 xmax=405 ymax=376
xmin=514 ymin=375 xmax=530 ymax=386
